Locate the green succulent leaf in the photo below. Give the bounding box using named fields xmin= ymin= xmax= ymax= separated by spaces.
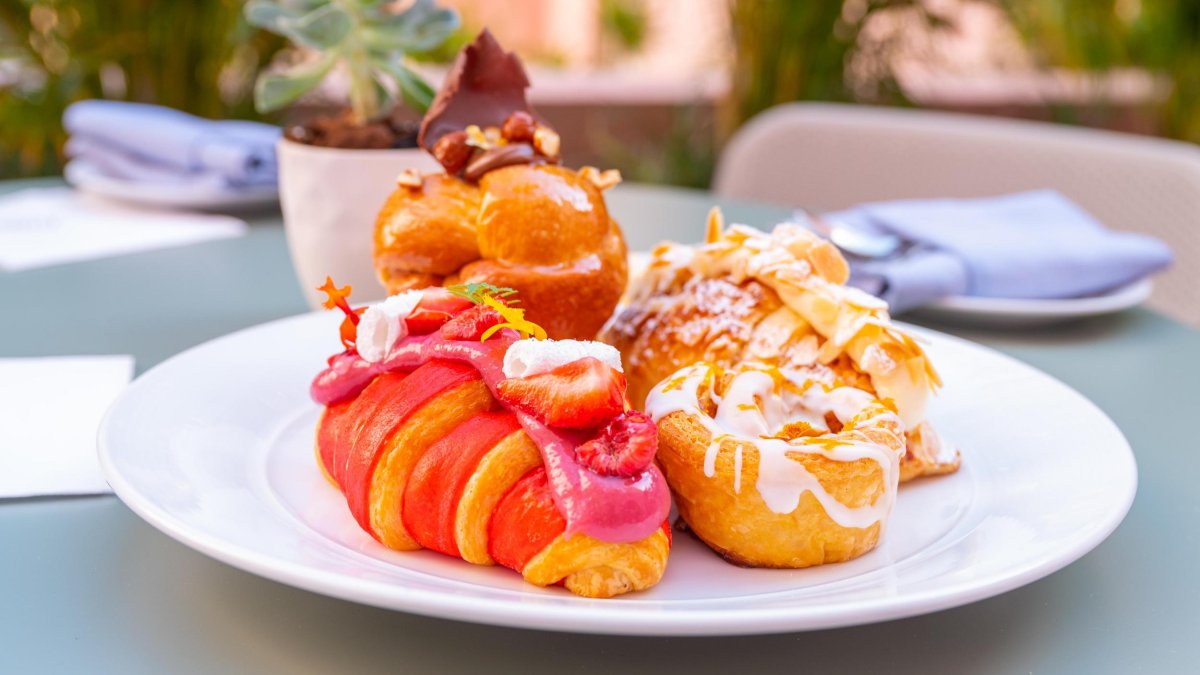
xmin=253 ymin=52 xmax=336 ymax=113
xmin=377 ymin=59 xmax=436 ymax=113
xmin=247 ymin=0 xmax=457 ymax=118
xmin=288 ymin=4 xmax=353 ymax=50
xmin=370 ymin=73 xmax=392 ymax=116
xmin=366 ymin=0 xmax=460 ymax=53
xmin=246 ymin=1 xmax=352 ymax=50
xmin=244 ymin=0 xmax=325 ymax=32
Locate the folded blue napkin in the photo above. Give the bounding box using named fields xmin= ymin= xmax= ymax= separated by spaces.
xmin=63 ymin=100 xmax=281 ymax=188
xmin=826 ymin=190 xmax=1173 ymax=313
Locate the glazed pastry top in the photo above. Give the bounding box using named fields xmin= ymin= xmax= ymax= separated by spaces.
xmin=645 ymin=361 xmax=905 ymax=529
xmin=608 ymin=211 xmax=941 ymax=428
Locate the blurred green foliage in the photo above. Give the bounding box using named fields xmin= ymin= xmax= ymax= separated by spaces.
xmin=1006 ymin=0 xmax=1200 ymax=143
xmin=726 ymin=0 xmax=951 ymax=134
xmin=600 ymin=0 xmax=648 ymax=53
xmin=0 ymin=0 xmax=284 ymax=178
xmin=4 ymin=0 xmax=1198 ymax=184
xmin=407 ymin=20 xmax=474 ymax=65
xmin=243 ymin=0 xmax=457 ymax=123
xmin=594 ymin=107 xmax=718 ymax=189
xmin=727 ymin=0 xmax=1200 ymax=146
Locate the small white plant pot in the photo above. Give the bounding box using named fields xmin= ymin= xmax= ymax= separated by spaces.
xmin=277 ymin=138 xmax=442 ymax=309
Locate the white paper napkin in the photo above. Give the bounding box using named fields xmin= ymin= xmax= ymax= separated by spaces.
xmin=0 ymin=187 xmax=247 ymax=272
xmin=0 ymin=356 xmax=134 ymax=497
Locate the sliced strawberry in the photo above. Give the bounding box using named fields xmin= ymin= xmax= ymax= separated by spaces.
xmin=574 ymin=411 xmax=658 ymax=477
xmin=440 ymin=305 xmax=503 ymax=341
xmin=405 ymin=288 xmax=474 ymax=334
xmin=496 ymin=357 xmax=625 ymax=430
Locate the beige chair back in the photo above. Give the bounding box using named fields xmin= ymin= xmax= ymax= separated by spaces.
xmin=714 ymin=103 xmax=1200 ymax=326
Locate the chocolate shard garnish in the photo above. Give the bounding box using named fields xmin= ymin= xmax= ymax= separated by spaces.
xmin=418 ymin=29 xmax=534 ymax=156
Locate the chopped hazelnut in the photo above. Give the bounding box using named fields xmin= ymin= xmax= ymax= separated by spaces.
xmin=465 ymin=124 xmax=503 ymax=149
xmin=395 ymin=168 xmax=423 ymax=189
xmin=533 ymin=127 xmax=561 ymax=159
xmin=465 ymin=125 xmax=488 ymax=148
xmin=502 ymin=111 xmax=537 ymax=142
xmin=580 ymin=166 xmax=622 ymax=190
xmin=432 ymin=131 xmax=472 ymax=175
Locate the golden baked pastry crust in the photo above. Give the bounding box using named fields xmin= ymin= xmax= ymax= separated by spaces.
xmin=375 ymin=174 xmax=482 ymax=284
xmin=602 ymin=211 xmax=959 ymax=482
xmin=658 ymin=411 xmax=884 ymax=568
xmin=523 ymin=528 xmax=671 ymax=598
xmin=648 ymin=359 xmax=905 ymax=569
xmin=374 ymin=164 xmax=627 ymax=340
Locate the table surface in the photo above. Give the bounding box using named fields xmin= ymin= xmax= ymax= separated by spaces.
xmin=2 ymin=179 xmax=1196 ymax=674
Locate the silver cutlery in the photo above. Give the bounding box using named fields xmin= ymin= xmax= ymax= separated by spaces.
xmin=792 ymin=208 xmax=904 ymax=260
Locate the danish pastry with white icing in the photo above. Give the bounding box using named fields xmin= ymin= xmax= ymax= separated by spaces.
xmin=602 ymin=209 xmax=960 ymax=567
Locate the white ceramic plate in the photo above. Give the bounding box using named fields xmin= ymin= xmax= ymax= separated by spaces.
xmin=98 ymin=312 xmax=1136 ymax=636
xmin=914 ymin=278 xmax=1153 ymax=327
xmin=65 ymin=159 xmax=278 ymax=211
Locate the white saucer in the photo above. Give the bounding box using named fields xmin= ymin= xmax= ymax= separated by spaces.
xmin=914 ymin=278 xmax=1153 ymax=327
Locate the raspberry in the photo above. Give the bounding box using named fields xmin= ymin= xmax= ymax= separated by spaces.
xmin=574 ymin=411 xmax=658 ymax=477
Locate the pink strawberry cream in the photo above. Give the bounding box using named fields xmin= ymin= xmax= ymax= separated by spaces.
xmin=310 ymin=294 xmax=671 ymax=545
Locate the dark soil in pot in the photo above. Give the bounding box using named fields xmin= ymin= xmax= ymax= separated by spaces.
xmin=285 ymin=108 xmax=420 ymax=149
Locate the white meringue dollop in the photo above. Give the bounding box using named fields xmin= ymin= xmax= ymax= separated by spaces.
xmin=502 ymin=338 xmax=623 ymax=379
xmin=355 ymin=291 xmax=423 ymax=363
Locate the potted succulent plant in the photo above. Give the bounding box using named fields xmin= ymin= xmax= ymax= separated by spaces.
xmin=245 ymin=0 xmax=458 ymax=307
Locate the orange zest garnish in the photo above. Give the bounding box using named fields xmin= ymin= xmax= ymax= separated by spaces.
xmin=661 ymin=373 xmax=688 ymax=392
xmin=799 ymin=436 xmax=853 ymax=452
xmin=317 ymin=276 xmax=359 ymax=325
xmin=317 ymin=276 xmax=362 ymax=351
xmin=446 ymin=282 xmax=547 ymax=341
xmin=479 ymin=295 xmax=547 ymax=341
xmin=767 ymin=421 xmax=825 ymax=441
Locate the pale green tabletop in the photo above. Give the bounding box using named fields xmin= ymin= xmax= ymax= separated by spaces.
xmin=1 ymin=179 xmax=1195 ymax=674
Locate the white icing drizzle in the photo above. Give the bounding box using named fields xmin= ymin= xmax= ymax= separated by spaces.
xmin=733 ymin=445 xmax=743 ymax=494
xmin=628 ymin=224 xmax=941 ymax=428
xmin=645 ymin=362 xmax=904 ymax=530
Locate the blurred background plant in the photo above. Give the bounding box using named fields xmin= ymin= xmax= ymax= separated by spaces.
xmin=244 ymin=0 xmax=458 ymax=123
xmin=2 ymin=0 xmax=1198 ymax=183
xmin=1006 ymin=0 xmax=1200 ymax=143
xmin=592 ymin=107 xmax=717 ymax=188
xmin=0 ymin=0 xmax=283 ymax=178
xmin=725 ymin=0 xmax=947 ymax=134
xmin=597 ymin=0 xmax=646 ymax=62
